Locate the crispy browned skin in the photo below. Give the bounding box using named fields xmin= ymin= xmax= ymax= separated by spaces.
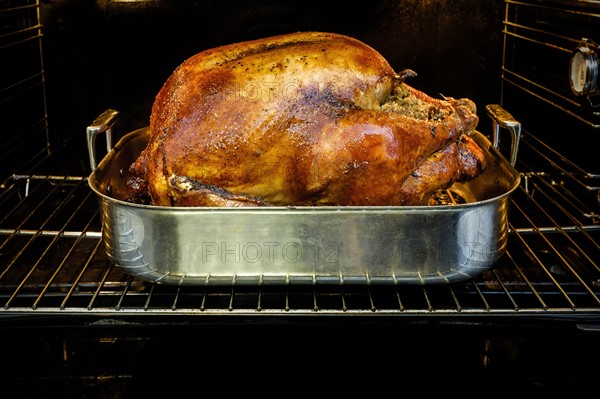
xmin=127 ymin=31 xmax=483 ymax=206
xmin=397 ymin=134 xmax=487 ymax=205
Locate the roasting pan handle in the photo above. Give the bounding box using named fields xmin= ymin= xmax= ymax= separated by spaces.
xmin=86 ymin=109 xmax=119 ymax=171
xmin=485 ymin=104 xmax=521 ymax=166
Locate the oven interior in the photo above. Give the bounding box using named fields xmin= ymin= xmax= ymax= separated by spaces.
xmin=1 ymin=0 xmax=599 ymax=396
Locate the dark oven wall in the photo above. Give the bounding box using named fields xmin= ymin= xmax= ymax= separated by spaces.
xmin=40 ymin=0 xmax=504 ymax=176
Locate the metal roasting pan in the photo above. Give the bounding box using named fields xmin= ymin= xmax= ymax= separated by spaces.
xmin=86 ymin=104 xmax=521 ymax=286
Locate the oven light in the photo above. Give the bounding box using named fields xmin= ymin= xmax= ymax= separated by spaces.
xmin=569 ymin=38 xmax=599 ymax=99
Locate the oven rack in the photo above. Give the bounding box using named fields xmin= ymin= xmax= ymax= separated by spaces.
xmin=0 ymin=129 xmax=598 ymax=318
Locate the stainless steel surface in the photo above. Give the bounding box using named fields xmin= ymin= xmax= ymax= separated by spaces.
xmin=486 ymin=103 xmax=521 ymax=166
xmin=87 ymin=113 xmax=521 ymax=285
xmin=86 ymin=109 xmax=118 ymax=171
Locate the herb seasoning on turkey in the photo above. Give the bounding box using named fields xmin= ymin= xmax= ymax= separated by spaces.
xmin=126 ymin=31 xmax=486 ymax=207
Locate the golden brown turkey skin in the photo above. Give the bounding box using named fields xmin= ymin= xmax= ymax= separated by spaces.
xmin=127 ymin=31 xmax=483 ymax=206
xmin=397 ymin=134 xmax=486 ymax=205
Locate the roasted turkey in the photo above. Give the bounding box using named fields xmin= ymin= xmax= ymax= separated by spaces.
xmin=126 ymin=31 xmax=485 ymax=207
